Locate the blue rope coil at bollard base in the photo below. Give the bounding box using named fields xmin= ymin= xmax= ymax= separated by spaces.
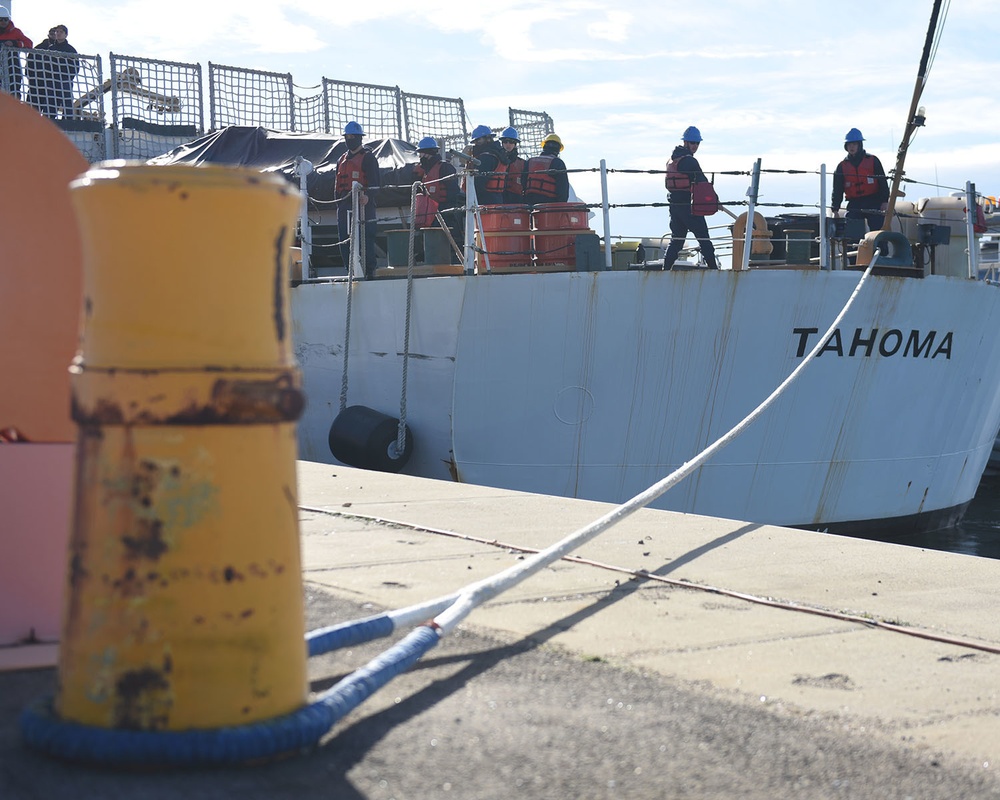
xmin=19 ymin=624 xmax=439 ymax=767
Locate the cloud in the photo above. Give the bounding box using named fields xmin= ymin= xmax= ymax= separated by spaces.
xmin=587 ymin=10 xmax=632 ymax=42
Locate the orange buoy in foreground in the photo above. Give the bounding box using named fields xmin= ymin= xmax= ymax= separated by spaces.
xmin=0 ymin=94 xmax=87 ymax=648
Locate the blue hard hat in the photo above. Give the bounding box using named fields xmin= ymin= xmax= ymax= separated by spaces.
xmin=682 ymin=125 xmax=702 ymax=143
xmin=844 ymin=127 xmax=864 ymax=143
xmin=343 ymin=121 xmax=364 ymax=136
xmin=471 ymin=124 xmax=494 ymax=140
xmin=416 ymin=136 xmax=439 ymax=151
xmin=500 ymin=126 xmax=519 ymax=141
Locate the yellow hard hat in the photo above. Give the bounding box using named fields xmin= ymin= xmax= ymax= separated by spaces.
xmin=541 ymin=133 xmax=564 ymax=151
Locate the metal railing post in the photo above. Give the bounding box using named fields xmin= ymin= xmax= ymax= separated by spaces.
xmin=965 ymin=181 xmax=979 ymax=280
xmin=600 ymin=159 xmax=612 ymax=270
xmin=742 ymin=158 xmax=762 ymax=273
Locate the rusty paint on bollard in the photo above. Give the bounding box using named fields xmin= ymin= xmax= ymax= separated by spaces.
xmin=55 ymin=163 xmax=309 ymax=731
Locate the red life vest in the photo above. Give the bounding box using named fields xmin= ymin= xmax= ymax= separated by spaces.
xmin=505 ymin=156 xmax=526 ymax=197
xmin=975 ymin=202 xmax=988 ymax=234
xmin=335 ymin=149 xmax=370 ymax=197
xmin=691 ymin=181 xmax=719 ymax=216
xmin=413 ymin=194 xmax=438 ymax=228
xmin=842 ymin=154 xmax=880 ymax=200
xmin=525 ymin=155 xmax=558 ymax=199
xmin=665 ymin=156 xmax=692 ymax=192
xmin=414 ymin=160 xmax=445 ymax=198
xmin=413 ymin=160 xmax=446 ymax=227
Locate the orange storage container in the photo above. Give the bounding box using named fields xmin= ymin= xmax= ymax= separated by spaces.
xmin=532 ymin=202 xmax=590 ymax=266
xmin=476 ymin=204 xmax=531 ymax=271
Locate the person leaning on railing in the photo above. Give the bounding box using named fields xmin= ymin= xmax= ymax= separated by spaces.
xmin=0 ymin=5 xmax=32 ymax=101
xmin=26 ymin=24 xmax=78 ymax=119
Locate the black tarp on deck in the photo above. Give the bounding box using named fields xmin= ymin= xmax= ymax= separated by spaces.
xmin=148 ymin=126 xmax=423 ymax=207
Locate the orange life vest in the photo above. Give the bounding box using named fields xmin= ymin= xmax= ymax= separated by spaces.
xmin=505 ymin=156 xmax=526 ymax=197
xmin=842 ymin=154 xmax=880 ymax=200
xmin=525 ymin=155 xmax=558 ymax=199
xmin=484 ymin=158 xmax=507 ymax=195
xmin=665 ymin=156 xmax=692 ymax=192
xmin=335 ymin=149 xmax=370 ymax=197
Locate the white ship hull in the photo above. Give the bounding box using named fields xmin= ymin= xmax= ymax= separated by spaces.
xmin=292 ymin=268 xmax=1000 ymax=534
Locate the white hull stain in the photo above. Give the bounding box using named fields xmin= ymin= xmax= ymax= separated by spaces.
xmin=292 ymin=269 xmax=1000 ymax=531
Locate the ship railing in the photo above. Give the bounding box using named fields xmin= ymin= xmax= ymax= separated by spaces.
xmin=292 ymin=157 xmax=984 ymax=280
xmin=577 ymin=159 xmax=985 ymax=278
xmin=329 ymin=160 xmax=984 ymax=280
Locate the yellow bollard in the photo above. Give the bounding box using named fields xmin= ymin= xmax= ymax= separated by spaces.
xmin=55 ymin=163 xmax=308 ymax=731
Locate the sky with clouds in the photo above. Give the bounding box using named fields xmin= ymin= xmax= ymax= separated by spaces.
xmin=11 ymin=0 xmax=1000 ymax=241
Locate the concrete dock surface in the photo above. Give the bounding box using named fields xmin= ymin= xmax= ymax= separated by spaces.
xmin=2 ymin=460 xmax=1000 ymax=799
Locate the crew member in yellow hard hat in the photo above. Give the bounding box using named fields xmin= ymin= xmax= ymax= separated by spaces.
xmin=524 ymin=133 xmax=569 ymax=207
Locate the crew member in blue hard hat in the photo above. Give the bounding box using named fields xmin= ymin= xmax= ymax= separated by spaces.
xmin=498 ymin=127 xmax=527 ymax=204
xmin=413 ymin=136 xmax=463 ymax=256
xmin=334 ymin=121 xmax=381 ymax=278
xmin=468 ymin=124 xmax=508 ymax=206
xmin=830 ymin=128 xmax=889 ymax=233
xmin=663 ymin=126 xmax=719 ymax=270
xmin=524 ymin=133 xmax=569 ymax=207
xmin=414 ymin=136 xmax=461 ymax=211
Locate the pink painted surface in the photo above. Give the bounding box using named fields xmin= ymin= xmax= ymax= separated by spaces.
xmin=0 ymin=444 xmax=74 ymax=645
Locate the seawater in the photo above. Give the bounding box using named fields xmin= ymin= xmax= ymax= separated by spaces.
xmin=854 ymin=477 xmax=1000 ymax=560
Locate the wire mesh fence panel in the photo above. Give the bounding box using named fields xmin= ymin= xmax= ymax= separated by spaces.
xmin=209 ymin=62 xmax=294 ymax=130
xmin=401 ymin=92 xmax=467 ymax=150
xmin=0 ymin=47 xmax=30 ymax=103
xmin=12 ymin=50 xmax=111 ymax=163
xmin=509 ymin=108 xmax=554 ymax=155
xmin=107 ymin=53 xmax=203 ymax=160
xmin=323 ymin=79 xmax=401 ymax=139
xmin=64 ymin=52 xmax=109 ymax=127
xmin=295 ymin=89 xmax=327 ymax=133
xmin=20 ymin=49 xmax=95 ymax=121
xmin=0 ymin=47 xmax=109 ymax=163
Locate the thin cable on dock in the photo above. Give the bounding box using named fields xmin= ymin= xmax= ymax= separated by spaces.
xmin=301 ymin=506 xmax=1000 ymax=657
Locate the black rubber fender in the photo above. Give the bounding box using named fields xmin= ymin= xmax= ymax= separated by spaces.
xmin=328 ymin=405 xmax=414 ymax=473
